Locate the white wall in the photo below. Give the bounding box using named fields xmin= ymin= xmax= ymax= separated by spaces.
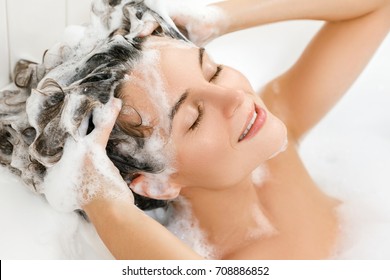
xmin=0 ymin=0 xmax=322 ymax=90
xmin=0 ymin=0 xmax=390 ymax=260
xmin=0 ymin=0 xmax=93 ymax=88
xmin=0 ymin=0 xmax=10 ymax=87
xmin=67 ymin=0 xmax=93 ymax=25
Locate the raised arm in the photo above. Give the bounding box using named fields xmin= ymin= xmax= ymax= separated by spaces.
xmin=171 ymin=0 xmax=389 ymax=139
xmin=208 ymin=0 xmax=390 ymax=139
xmin=216 ymin=0 xmax=390 ymax=34
xmin=42 ymin=97 xmax=201 ymax=260
xmin=83 ymin=196 xmax=202 ymax=260
xmin=79 ymin=100 xmax=201 ymax=260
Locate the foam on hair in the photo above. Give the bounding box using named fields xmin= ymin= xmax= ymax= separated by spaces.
xmin=44 ymin=122 xmax=132 ymax=212
xmin=160 ymin=0 xmax=229 ymax=46
xmin=0 ymin=0 xmax=189 ymax=211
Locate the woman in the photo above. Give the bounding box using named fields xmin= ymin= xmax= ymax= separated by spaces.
xmin=2 ymin=0 xmax=390 ymax=259
xmin=75 ymin=0 xmax=390 ymax=259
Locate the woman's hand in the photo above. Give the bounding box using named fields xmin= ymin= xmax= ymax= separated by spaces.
xmin=140 ymin=0 xmax=228 ymax=46
xmin=43 ymin=97 xmax=134 ymax=212
xmin=167 ymin=1 xmax=228 ymax=46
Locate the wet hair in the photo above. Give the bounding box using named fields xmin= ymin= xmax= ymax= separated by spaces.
xmin=0 ymin=0 xmax=188 ymax=211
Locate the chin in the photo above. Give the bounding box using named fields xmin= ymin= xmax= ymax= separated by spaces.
xmin=252 ymin=112 xmax=288 ymax=162
xmin=268 ymin=135 xmax=288 ymax=160
xmin=268 ymin=114 xmax=288 ymax=158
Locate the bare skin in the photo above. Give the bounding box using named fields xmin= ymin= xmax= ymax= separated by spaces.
xmin=82 ymin=0 xmax=390 ymax=259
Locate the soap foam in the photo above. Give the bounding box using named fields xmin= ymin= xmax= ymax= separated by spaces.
xmin=0 ymin=0 xmax=216 ymax=259
xmin=43 ymin=100 xmax=132 ymax=212
xmin=125 ymin=45 xmax=181 ymax=197
xmin=2 ymin=0 xmax=390 ymax=260
xmin=166 ymin=197 xmax=216 ymax=259
xmin=246 ymin=204 xmax=277 ymax=240
xmin=251 ymin=164 xmax=269 ymax=187
xmin=158 ymin=0 xmax=229 ymax=46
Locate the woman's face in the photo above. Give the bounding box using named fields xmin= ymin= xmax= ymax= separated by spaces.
xmin=119 ymin=37 xmax=287 ymax=193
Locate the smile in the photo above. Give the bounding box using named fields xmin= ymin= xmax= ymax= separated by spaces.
xmin=238 ymin=104 xmax=267 ymax=142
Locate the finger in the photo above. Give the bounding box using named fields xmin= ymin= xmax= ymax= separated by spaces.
xmin=90 ymin=97 xmax=122 ymax=146
xmin=77 ymin=113 xmax=91 ymax=138
xmin=128 ymin=174 xmax=149 ymax=197
xmin=138 ymin=21 xmax=159 ymax=37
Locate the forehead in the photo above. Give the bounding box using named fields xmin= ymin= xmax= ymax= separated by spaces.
xmin=130 ymin=37 xmax=201 ymax=90
xmin=118 ymin=37 xmax=201 ymax=123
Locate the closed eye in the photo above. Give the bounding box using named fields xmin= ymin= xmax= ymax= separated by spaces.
xmin=209 ymin=65 xmax=222 ymax=82
xmin=190 ymin=65 xmax=222 ymax=131
xmin=189 ymin=103 xmax=204 ymax=131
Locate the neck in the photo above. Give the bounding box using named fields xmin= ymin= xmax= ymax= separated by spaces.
xmin=177 ymin=176 xmax=276 ymax=258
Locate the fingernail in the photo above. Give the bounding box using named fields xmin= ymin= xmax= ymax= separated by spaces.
xmin=112 ymin=98 xmax=123 ymax=110
xmin=139 ymin=21 xmax=155 ymax=37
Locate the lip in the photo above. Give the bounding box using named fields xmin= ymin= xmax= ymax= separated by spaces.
xmin=238 ymin=103 xmax=267 ymax=142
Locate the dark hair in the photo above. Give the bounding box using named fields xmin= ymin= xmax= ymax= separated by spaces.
xmin=0 ymin=0 xmax=188 ymax=211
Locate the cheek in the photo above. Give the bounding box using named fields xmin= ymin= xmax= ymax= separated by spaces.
xmin=173 ymin=129 xmax=246 ymax=188
xmin=179 ymin=136 xmax=225 ymax=168
xmin=249 ymin=112 xmax=288 ymax=161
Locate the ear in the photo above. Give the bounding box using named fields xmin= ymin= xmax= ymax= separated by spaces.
xmin=129 ymin=174 xmax=182 ymax=200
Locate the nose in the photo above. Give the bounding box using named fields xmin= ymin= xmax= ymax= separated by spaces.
xmin=209 ymin=87 xmax=245 ymax=118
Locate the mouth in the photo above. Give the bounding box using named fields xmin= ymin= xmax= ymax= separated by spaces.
xmin=238 ymin=104 xmax=267 ymax=142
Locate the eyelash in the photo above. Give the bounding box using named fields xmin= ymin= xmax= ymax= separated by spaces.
xmin=189 ymin=103 xmax=204 ymax=130
xmin=209 ymin=65 xmax=222 ymax=82
xmin=189 ymin=66 xmax=222 ymax=131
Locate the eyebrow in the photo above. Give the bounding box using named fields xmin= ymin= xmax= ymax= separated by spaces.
xmin=169 ymin=48 xmax=205 ymax=121
xmin=169 ymin=91 xmax=189 ymax=120
xmin=199 ymin=47 xmax=205 ymax=67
